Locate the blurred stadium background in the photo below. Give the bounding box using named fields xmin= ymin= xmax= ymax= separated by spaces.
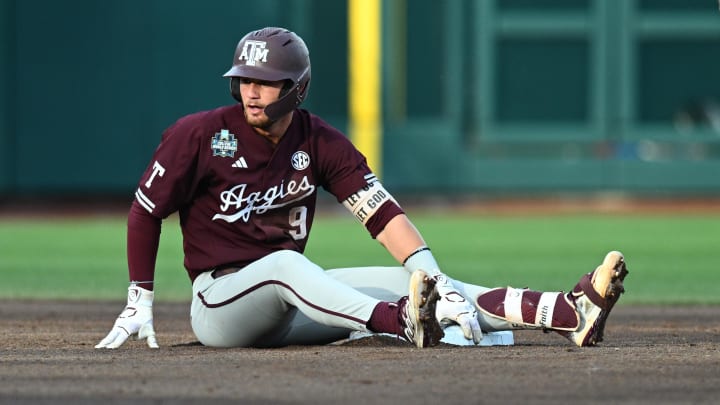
xmin=1 ymin=0 xmax=719 ymax=204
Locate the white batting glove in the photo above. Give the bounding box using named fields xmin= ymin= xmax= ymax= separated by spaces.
xmin=433 ymin=274 xmax=483 ymax=344
xmin=95 ymin=285 xmax=159 ymax=349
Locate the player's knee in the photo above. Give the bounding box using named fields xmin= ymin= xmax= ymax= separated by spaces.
xmin=271 ymin=249 xmax=304 ymax=263
xmin=271 ymin=250 xmax=320 ymax=273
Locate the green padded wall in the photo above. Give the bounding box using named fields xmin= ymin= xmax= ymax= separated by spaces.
xmin=2 ymin=0 xmax=719 ymax=197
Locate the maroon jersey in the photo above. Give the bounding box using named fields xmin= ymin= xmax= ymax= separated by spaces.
xmin=130 ymin=105 xmax=393 ymax=282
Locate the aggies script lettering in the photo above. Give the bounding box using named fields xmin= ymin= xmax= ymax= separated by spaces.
xmin=212 ymin=176 xmax=315 ymax=223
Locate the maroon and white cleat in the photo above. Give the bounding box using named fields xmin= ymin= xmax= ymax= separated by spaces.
xmin=566 ymin=251 xmax=629 ymax=346
xmin=398 ymin=270 xmax=444 ymax=348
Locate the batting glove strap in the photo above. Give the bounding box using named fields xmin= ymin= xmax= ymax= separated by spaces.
xmin=127 ymin=285 xmax=154 ymax=307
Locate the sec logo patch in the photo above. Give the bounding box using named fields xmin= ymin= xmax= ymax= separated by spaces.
xmin=291 ymin=151 xmax=310 ymax=171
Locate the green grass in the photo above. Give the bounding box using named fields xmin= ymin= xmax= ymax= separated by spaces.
xmin=1 ymin=211 xmax=718 ymax=304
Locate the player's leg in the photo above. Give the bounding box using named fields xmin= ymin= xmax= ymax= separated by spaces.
xmin=325 ymin=266 xmax=514 ymax=346
xmin=258 ymin=266 xmax=411 ymax=346
xmin=326 ymin=251 xmax=629 ymax=347
xmin=257 ymin=266 xmax=431 ymax=347
xmin=325 ymin=265 xmax=411 ymax=300
xmin=190 ymin=250 xmax=441 ymax=347
xmin=190 ymin=250 xmax=381 ymax=347
xmin=470 ymin=251 xmax=629 ymax=346
xmin=323 ymin=264 xmax=579 ymax=337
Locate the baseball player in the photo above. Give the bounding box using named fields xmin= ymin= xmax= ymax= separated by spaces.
xmin=96 ymin=27 xmax=629 ymax=350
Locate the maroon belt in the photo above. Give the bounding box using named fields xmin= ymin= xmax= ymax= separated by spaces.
xmin=211 ymin=266 xmax=243 ymax=279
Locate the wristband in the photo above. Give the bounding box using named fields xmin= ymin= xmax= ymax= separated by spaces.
xmin=402 ymin=246 xmax=430 ymax=265
xmin=403 ymin=247 xmax=441 ymax=277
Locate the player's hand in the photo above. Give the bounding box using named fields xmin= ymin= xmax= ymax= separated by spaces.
xmin=95 ymin=285 xmax=159 ymax=349
xmin=433 ymin=275 xmax=483 ymax=344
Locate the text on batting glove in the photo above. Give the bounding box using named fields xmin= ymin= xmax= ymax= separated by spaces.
xmin=95 ymin=285 xmax=159 ymax=349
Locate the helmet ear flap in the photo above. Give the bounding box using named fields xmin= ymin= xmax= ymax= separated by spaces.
xmin=230 ymin=77 xmax=242 ymax=103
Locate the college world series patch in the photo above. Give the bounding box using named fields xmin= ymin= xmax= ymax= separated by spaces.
xmin=211 ymin=129 xmax=238 ymax=158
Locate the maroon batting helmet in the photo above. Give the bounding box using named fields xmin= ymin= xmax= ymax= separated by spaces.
xmin=223 ymin=27 xmax=311 ymax=121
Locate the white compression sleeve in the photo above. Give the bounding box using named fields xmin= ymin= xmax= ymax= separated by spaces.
xmin=403 ymin=248 xmax=442 ymax=278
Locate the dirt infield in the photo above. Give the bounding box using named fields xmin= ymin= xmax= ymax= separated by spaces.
xmin=0 ymin=301 xmax=718 ymax=404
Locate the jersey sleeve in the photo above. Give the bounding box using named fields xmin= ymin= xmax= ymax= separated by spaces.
xmin=126 ymin=114 xmax=208 ymax=286
xmin=311 ymin=120 xmax=373 ymax=201
xmin=127 ymin=200 xmax=161 ymax=288
xmin=134 ymin=116 xmax=207 ymax=219
xmin=309 ymin=114 xmax=404 ymax=237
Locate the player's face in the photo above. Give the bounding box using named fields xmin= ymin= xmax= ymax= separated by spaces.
xmin=238 ymin=78 xmax=285 ymax=128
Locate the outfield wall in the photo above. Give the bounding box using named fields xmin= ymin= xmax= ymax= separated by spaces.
xmin=1 ymin=0 xmax=719 ymax=197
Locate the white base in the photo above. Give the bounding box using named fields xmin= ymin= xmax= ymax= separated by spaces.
xmin=439 ymin=326 xmax=514 ymax=346
xmin=343 ymin=326 xmax=514 ymax=347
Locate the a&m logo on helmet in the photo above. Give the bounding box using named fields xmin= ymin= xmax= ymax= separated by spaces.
xmin=239 ymin=40 xmax=269 ymax=66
